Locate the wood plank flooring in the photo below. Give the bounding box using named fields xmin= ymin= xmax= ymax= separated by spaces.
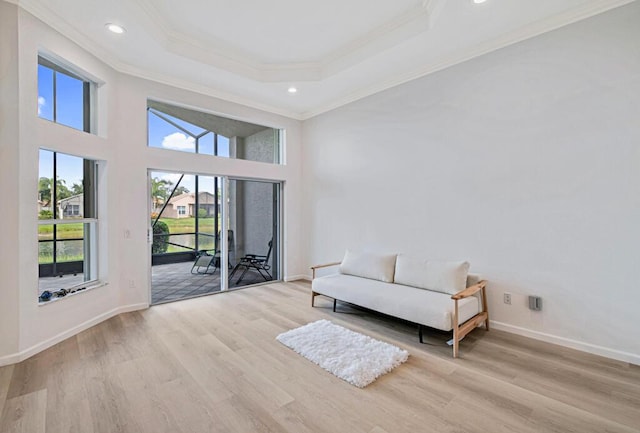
xmin=1 ymin=281 xmax=639 ymax=433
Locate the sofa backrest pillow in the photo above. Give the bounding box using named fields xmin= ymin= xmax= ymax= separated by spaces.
xmin=339 ymin=250 xmax=397 ymax=283
xmin=394 ymin=254 xmax=470 ymax=295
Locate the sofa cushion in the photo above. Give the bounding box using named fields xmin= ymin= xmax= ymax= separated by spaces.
xmin=339 ymin=250 xmax=397 ymax=283
xmin=312 ymin=274 xmax=480 ymax=331
xmin=394 ymin=255 xmax=470 ymax=295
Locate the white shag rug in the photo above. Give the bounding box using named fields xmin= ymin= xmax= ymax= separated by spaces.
xmin=276 ymin=319 xmax=409 ymax=388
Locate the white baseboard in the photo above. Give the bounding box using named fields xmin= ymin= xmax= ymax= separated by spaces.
xmin=284 ymin=275 xmax=311 ymax=282
xmin=0 ymin=303 xmax=148 ymax=367
xmin=490 ymin=320 xmax=640 ymax=366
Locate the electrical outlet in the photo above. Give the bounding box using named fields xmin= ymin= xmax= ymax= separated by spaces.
xmin=503 ymin=292 xmax=512 ymax=305
xmin=128 ymin=279 xmax=135 ymax=288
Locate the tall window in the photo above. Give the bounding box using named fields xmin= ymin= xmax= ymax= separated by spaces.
xmin=38 ymin=55 xmax=93 ymax=133
xmin=38 ymin=150 xmax=99 ymax=302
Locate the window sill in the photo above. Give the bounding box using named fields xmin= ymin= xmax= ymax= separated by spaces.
xmin=38 ymin=281 xmax=108 ymax=306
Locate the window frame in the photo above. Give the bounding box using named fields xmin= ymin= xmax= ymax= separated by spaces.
xmin=38 ymin=55 xmax=93 ymax=134
xmin=38 ymin=150 xmax=100 ymax=302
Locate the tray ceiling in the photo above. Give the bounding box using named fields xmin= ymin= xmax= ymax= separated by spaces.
xmin=13 ymin=0 xmax=636 ymax=119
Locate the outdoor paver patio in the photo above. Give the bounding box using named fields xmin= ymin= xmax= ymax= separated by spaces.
xmin=38 ymin=260 xmax=271 ymax=304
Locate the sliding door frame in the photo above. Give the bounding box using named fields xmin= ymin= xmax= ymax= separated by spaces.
xmin=147 ymin=170 xmax=283 ymax=302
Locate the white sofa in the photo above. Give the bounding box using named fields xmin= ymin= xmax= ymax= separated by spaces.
xmin=311 ymin=250 xmax=489 ymax=357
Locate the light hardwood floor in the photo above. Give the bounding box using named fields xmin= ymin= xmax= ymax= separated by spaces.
xmin=1 ymin=281 xmax=639 ymax=433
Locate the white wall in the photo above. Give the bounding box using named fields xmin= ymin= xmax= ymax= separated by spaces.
xmin=0 ymin=2 xmax=21 ymax=360
xmin=0 ymin=6 xmax=304 ymax=365
xmin=302 ymin=2 xmax=640 ymax=364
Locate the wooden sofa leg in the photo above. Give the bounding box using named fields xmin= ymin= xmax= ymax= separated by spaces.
xmin=311 ymin=291 xmax=317 ymax=307
xmin=418 ymin=325 xmax=424 ymax=344
xmin=482 ymin=286 xmax=490 ymax=331
xmin=333 ymin=299 xmax=337 ymax=312
xmin=453 ymin=299 xmax=459 ymax=358
xmin=453 ymin=329 xmax=459 ymax=358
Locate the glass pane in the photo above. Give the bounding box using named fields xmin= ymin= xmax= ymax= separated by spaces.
xmin=37 ymin=64 xmax=54 ymax=121
xmin=148 ymin=110 xmax=196 ymax=153
xmin=56 ymin=240 xmax=83 ymax=263
xmin=228 ymin=179 xmax=279 ymax=288
xmin=39 ymin=221 xmax=97 ymax=301
xmin=38 ymin=150 xmax=54 ymax=219
xmin=150 ymin=171 xmax=222 ymax=304
xmin=217 ymin=135 xmax=230 ymax=157
xmin=55 ymin=71 xmax=85 ymax=131
xmin=38 ymin=241 xmax=54 ymax=265
xmin=56 ymin=153 xmax=84 ymax=219
xmin=39 ymin=224 xmax=54 ymax=265
xmin=147 ymin=101 xmax=281 ymax=163
xmin=197 ymin=132 xmax=214 ymax=155
xmin=196 ymin=175 xmax=218 ymax=251
xmin=56 ymin=224 xmax=84 ymax=262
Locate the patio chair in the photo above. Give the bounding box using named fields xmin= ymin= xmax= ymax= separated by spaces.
xmin=229 ymin=239 xmax=273 ymax=284
xmin=191 ymin=250 xmax=216 ymax=274
xmin=190 ymin=230 xmax=234 ymax=275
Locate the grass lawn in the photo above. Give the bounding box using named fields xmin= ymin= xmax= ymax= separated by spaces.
xmin=38 ymin=217 xmax=220 ymax=239
xmin=159 ymin=217 xmax=218 ymax=234
xmin=38 ymin=223 xmax=83 ymax=241
xmin=38 ymin=217 xmax=220 ymax=261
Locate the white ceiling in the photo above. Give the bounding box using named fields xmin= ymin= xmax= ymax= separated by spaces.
xmin=15 ymin=0 xmax=636 ymax=119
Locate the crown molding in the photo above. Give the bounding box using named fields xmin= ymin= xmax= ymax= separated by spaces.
xmin=14 ymin=0 xmax=305 ymax=120
xmin=300 ymin=0 xmax=638 ymax=119
xmin=113 ymin=62 xmax=307 ymax=120
xmin=136 ymin=0 xmax=438 ymax=83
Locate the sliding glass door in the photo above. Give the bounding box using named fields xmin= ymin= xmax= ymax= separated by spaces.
xmin=149 ymin=172 xmax=281 ymax=304
xmin=150 ymin=171 xmax=222 ymax=304
xmin=227 ymin=179 xmax=280 ymax=288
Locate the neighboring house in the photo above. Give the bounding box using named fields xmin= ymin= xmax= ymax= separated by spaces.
xmin=57 ymin=193 xmax=83 ymax=219
xmin=163 ymin=192 xmax=217 ymax=218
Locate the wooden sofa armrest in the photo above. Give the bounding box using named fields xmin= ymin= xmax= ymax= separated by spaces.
xmin=451 ymin=279 xmax=489 ymax=358
xmin=451 ymin=280 xmax=487 ymax=300
xmin=310 ymin=261 xmax=341 ymax=279
xmin=310 ymin=261 xmax=341 ymax=307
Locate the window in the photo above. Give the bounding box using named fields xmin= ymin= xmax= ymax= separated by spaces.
xmin=177 ymin=205 xmax=186 ymax=216
xmin=38 ymin=55 xmax=93 ymax=133
xmin=63 ymin=204 xmax=80 ymax=217
xmin=38 ymin=150 xmax=99 ymax=302
xmin=147 ymin=100 xmax=282 ymax=164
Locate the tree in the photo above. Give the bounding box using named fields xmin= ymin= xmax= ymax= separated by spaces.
xmin=38 ymin=177 xmax=73 ymax=204
xmin=152 ymin=220 xmax=170 ymax=254
xmin=151 ymin=177 xmax=172 ymax=212
xmin=38 ymin=177 xmax=52 ymax=206
xmin=55 ymin=179 xmax=72 ymax=201
xmin=174 ymin=186 xmax=190 ymax=196
xmin=71 ymin=182 xmax=83 ymax=195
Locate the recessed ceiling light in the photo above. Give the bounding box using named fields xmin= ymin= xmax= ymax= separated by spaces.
xmin=288 ymin=87 xmax=297 ymax=94
xmin=473 ymin=0 xmax=487 ymax=3
xmin=105 ymin=23 xmax=126 ymax=34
